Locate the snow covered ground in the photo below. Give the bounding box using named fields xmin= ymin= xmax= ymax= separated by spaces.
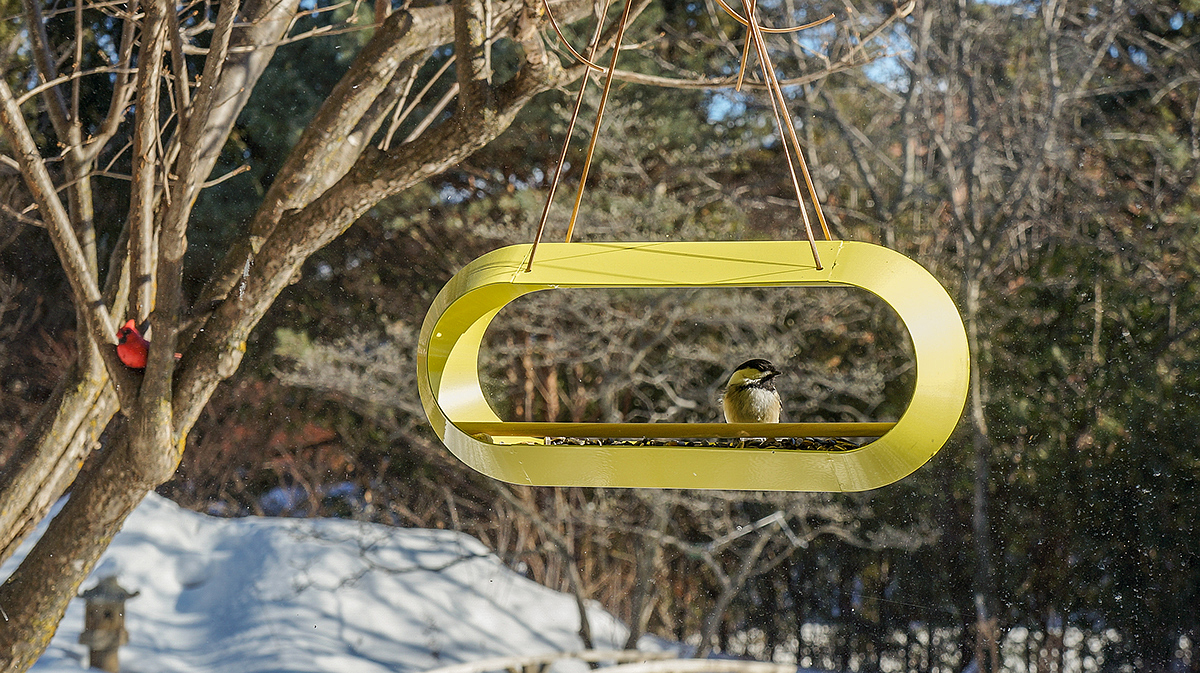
xmin=1 ymin=494 xmax=639 ymax=673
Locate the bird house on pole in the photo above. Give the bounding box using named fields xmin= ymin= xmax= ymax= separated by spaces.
xmin=78 ymin=576 xmax=139 ymax=673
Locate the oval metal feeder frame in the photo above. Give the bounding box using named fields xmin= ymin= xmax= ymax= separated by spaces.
xmin=416 ymin=0 xmax=968 ymax=491
xmin=417 ymin=240 xmax=968 ymax=491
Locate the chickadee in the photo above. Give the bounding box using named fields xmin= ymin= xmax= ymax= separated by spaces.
xmin=722 ymin=358 xmax=783 ymax=423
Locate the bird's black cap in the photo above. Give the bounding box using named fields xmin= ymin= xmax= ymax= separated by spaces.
xmin=734 ymin=358 xmax=781 ymax=377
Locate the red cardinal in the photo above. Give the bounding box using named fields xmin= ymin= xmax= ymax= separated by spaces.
xmin=116 ymin=319 xmax=180 ymax=369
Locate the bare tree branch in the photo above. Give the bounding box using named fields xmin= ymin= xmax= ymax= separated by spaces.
xmin=166 ymin=2 xmax=193 ymax=116
xmin=167 ymin=0 xmax=240 ymax=217
xmin=81 ymin=0 xmax=139 ymax=165
xmin=251 ymin=9 xmax=419 ymax=236
xmin=19 ymin=0 xmax=72 ymax=142
xmin=191 ymin=0 xmax=594 ymax=318
xmin=456 ymin=0 xmax=495 ymax=111
xmin=494 ymin=485 xmax=596 ymax=649
xmin=0 ymin=78 xmax=139 ymax=405
xmin=128 ymin=0 xmax=169 ymax=322
xmin=13 ymin=67 xmax=140 ymax=108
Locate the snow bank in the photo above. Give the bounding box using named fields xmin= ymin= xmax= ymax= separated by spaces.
xmin=2 ymin=494 xmax=631 ymax=673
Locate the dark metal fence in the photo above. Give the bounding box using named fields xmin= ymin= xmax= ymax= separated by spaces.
xmin=716 ymin=623 xmax=1194 ymax=673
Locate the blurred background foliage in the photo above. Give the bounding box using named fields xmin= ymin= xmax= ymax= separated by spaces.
xmin=3 ymin=0 xmax=1199 ymax=668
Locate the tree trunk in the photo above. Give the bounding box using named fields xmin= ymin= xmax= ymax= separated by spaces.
xmin=0 ymin=436 xmax=148 ymax=671
xmin=0 ymin=1 xmax=598 ymax=666
xmin=0 ymin=343 xmax=117 ymax=567
xmin=964 ymin=272 xmax=998 ymax=673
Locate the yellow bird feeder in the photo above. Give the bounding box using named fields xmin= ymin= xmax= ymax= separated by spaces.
xmin=414 ymin=0 xmax=968 ymax=491
xmin=416 ymin=239 xmax=968 ymax=491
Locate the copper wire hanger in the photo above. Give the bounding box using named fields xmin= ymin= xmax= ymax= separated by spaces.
xmin=526 ymin=0 xmax=835 ymax=271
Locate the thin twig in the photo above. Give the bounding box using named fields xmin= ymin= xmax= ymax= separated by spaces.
xmin=82 ymin=0 xmax=140 ymax=165
xmin=14 ymin=66 xmax=137 ymax=107
xmin=380 ymin=59 xmax=425 ymax=150
xmin=385 ymin=55 xmax=456 ymax=150
xmin=2 ymin=203 xmax=45 ymax=228
xmin=223 ymin=22 xmax=375 ymax=52
xmin=402 ymin=83 xmax=459 ymax=144
xmin=72 ymin=0 xmax=83 ymax=130
xmin=202 ymin=164 xmax=251 ymax=187
xmin=0 ymin=77 xmax=138 ymax=406
xmin=20 ymin=0 xmax=71 ymax=139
